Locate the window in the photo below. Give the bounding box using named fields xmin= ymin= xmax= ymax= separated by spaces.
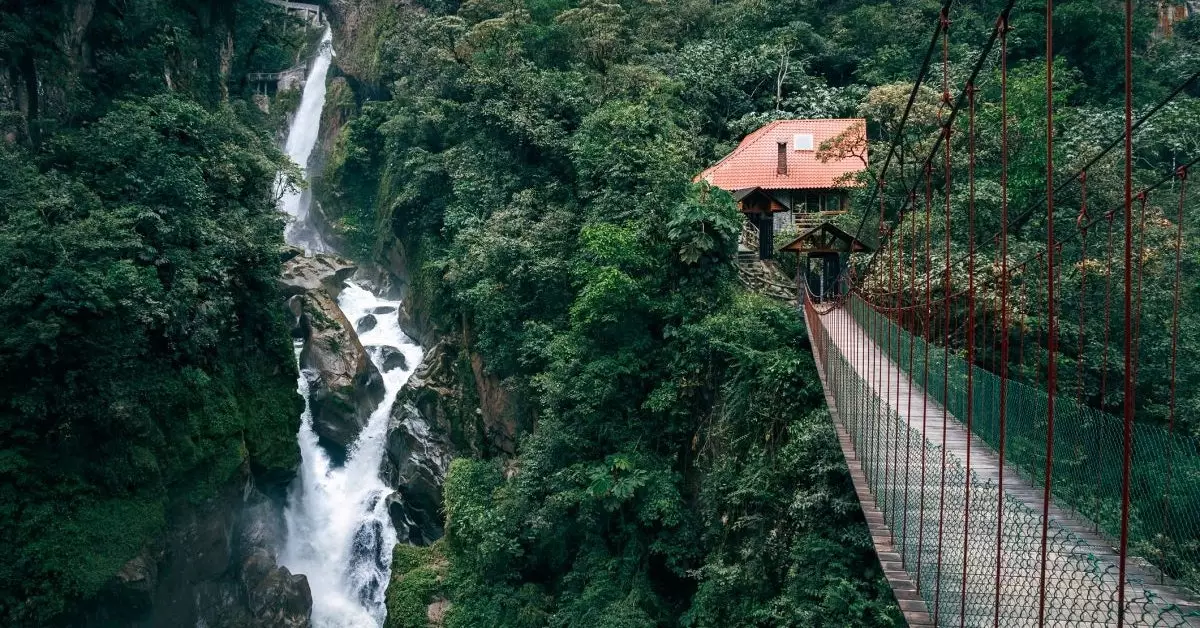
xmin=777 ymin=142 xmax=788 ymax=175
xmin=793 ymin=133 xmax=814 ymax=151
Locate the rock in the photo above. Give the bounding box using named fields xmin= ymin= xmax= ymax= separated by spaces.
xmin=78 ymin=467 xmax=311 ymax=627
xmin=356 ymin=314 xmax=377 ymax=334
xmin=279 ymin=253 xmax=356 ymax=298
xmin=297 ymin=289 xmax=385 ymax=463
xmin=428 ymin=600 xmax=449 ymax=627
xmin=241 ymin=549 xmax=312 ymax=628
xmin=469 ymin=351 xmax=520 ymax=456
xmin=371 ymin=306 xmax=396 ymax=315
xmin=366 ymin=345 xmax=408 ymax=372
xmin=382 ymin=399 xmax=450 ymax=545
xmin=111 ymin=551 xmax=158 ymax=615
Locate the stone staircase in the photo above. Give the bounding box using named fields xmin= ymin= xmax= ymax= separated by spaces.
xmin=737 ymin=256 xmax=799 ymax=305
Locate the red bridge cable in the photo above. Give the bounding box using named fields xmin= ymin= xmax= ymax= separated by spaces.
xmin=1163 ymin=166 xmax=1187 ymax=553
xmin=1038 ymin=0 xmax=1057 ymax=621
xmin=860 ymin=0 xmax=1017 ymax=269
xmin=1117 ymin=0 xmax=1135 ymax=621
xmin=851 ymin=0 xmax=956 ymax=246
xmin=1132 ymin=192 xmax=1148 ymax=383
xmin=1076 ymin=171 xmax=1089 ymax=408
xmin=993 ymin=14 xmax=1010 ymax=626
xmin=960 ymin=81 xmax=978 ymax=628
xmin=891 ymin=69 xmax=1200 ymax=298
xmin=1101 ymin=212 xmax=1115 ymax=413
xmin=932 ymin=10 xmax=951 ymax=615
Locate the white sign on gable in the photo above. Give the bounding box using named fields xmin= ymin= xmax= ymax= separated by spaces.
xmin=794 ymin=133 xmax=814 ymax=151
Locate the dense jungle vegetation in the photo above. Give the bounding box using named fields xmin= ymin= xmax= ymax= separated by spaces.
xmin=4 ymin=0 xmax=1200 ymax=625
xmin=0 ymin=1 xmax=311 ymax=623
xmin=313 ymin=0 xmax=1200 ymax=626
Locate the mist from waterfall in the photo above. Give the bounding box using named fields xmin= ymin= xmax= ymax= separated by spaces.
xmin=276 ymin=26 xmax=425 ymax=628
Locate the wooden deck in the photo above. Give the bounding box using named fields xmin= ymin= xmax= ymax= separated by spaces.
xmin=805 ymin=305 xmax=1200 ymax=627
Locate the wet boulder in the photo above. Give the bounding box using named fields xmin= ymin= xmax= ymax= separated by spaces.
xmin=366 ymin=345 xmax=408 ymax=373
xmin=382 ymin=400 xmax=449 ymax=545
xmin=355 ymin=314 xmax=377 ymax=334
xmin=294 ymin=289 xmax=384 ymax=464
xmin=241 ymin=549 xmax=312 ymax=628
xmin=278 ymin=253 xmax=356 ymax=298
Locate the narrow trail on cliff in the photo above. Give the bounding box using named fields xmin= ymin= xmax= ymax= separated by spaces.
xmin=276 ymin=27 xmax=426 ymax=628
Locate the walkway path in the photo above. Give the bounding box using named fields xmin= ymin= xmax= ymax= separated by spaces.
xmin=805 ymin=303 xmax=1200 ymax=627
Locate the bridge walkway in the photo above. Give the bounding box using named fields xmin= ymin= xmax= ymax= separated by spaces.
xmin=805 ymin=302 xmax=1200 ymax=627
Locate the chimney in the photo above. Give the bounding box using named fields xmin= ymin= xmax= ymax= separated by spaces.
xmin=777 ymin=142 xmax=788 ymax=175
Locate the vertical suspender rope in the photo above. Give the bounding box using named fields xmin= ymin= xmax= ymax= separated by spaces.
xmin=886 ymin=224 xmax=897 ymax=541
xmin=1077 ymin=172 xmax=1089 ymax=407
xmin=1117 ymin=0 xmax=1135 ymax=621
xmin=1162 ymin=166 xmax=1187 ymax=558
xmin=1039 ymin=0 xmax=1058 ymax=611
xmin=931 ymin=10 xmax=951 ymax=607
xmin=1101 ymin=211 xmax=1115 ymax=412
xmin=993 ymin=14 xmax=1010 ymax=626
xmin=918 ymin=178 xmax=932 ymax=591
xmin=960 ymin=82 xmax=978 ymax=628
xmin=1074 ymin=174 xmax=1089 ymax=493
xmin=895 ymin=200 xmax=910 ymax=537
xmin=1132 ymin=191 xmax=1148 ymax=381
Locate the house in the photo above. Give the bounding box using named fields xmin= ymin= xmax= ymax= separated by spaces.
xmin=697 ymin=118 xmax=868 ymax=259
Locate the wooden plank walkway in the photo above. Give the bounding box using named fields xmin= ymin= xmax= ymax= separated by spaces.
xmin=805 ymin=305 xmax=1200 ymax=627
xmin=810 ymin=324 xmax=936 ymax=626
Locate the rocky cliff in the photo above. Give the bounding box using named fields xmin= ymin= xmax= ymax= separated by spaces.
xmin=82 ymin=465 xmax=311 ymax=628
xmin=282 ymin=252 xmax=386 ymax=464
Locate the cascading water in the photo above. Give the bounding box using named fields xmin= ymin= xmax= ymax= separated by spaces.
xmin=284 ymin=286 xmax=423 ymax=626
xmin=276 ymin=26 xmax=426 ymax=628
xmin=279 ymin=27 xmax=334 ymax=254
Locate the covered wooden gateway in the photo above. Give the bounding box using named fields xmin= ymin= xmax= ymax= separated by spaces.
xmin=734 ymin=187 xmax=790 ymax=259
xmin=780 ymin=222 xmax=872 ymax=299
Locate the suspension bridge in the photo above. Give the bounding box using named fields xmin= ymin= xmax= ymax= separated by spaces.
xmin=793 ymin=0 xmax=1200 ymax=625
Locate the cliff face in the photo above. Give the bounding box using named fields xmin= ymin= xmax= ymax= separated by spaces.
xmin=83 ymin=467 xmax=311 ymax=628
xmin=316 ymin=0 xmax=523 ymax=468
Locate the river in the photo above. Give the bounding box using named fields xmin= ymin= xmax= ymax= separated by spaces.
xmin=276 ymin=27 xmax=425 ymax=628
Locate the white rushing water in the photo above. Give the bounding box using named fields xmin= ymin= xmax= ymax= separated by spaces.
xmin=279 ymin=27 xmax=334 ymax=254
xmin=276 ymin=27 xmax=426 ymax=627
xmin=283 ymin=286 xmax=424 ymax=627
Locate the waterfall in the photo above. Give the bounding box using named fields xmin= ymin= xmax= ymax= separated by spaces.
xmin=279 ymin=27 xmax=334 ymax=254
xmin=283 ymin=286 xmax=423 ymax=627
xmin=277 ymin=27 xmax=426 ymax=628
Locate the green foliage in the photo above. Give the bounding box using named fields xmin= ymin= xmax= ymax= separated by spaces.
xmin=306 ymin=0 xmax=1200 ymax=624
xmin=0 ymin=93 xmax=300 ymax=623
xmin=386 ymin=542 xmax=448 ymax=628
xmin=313 ymin=1 xmax=928 ymax=623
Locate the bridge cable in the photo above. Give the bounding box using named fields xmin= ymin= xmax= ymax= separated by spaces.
xmin=1117 ymin=0 xmax=1135 ymax=621
xmin=1076 ymin=171 xmax=1089 ymax=409
xmin=881 ymin=68 xmax=1200 ymax=301
xmin=1038 ymin=0 xmax=1058 ymax=621
xmin=859 ymin=0 xmax=1017 ymax=275
xmin=959 ymin=80 xmax=978 ymax=628
xmin=992 ymin=14 xmax=1011 ymax=625
xmin=1162 ymin=165 xmax=1187 ymax=556
xmin=851 ymin=0 xmax=956 ymax=248
xmin=929 ymin=11 xmax=951 ymax=607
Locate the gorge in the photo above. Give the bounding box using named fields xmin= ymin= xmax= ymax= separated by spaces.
xmin=275 ymin=24 xmax=441 ymax=628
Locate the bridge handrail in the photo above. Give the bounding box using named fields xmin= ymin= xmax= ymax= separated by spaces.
xmin=844 ymin=293 xmax=1200 ymax=595
xmin=806 ymin=296 xmax=1200 ymax=623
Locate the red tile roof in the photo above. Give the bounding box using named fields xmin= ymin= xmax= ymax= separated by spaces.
xmin=697 ymin=119 xmax=868 ymax=191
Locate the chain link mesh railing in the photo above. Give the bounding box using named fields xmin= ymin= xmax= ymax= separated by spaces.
xmin=806 ymin=296 xmax=1200 ymax=626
